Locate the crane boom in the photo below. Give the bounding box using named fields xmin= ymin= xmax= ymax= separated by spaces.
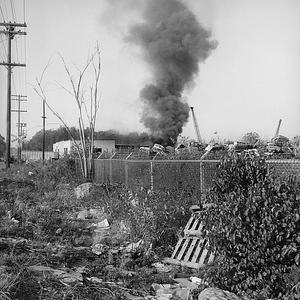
xmin=190 ymin=106 xmax=202 ymax=144
xmin=275 ymin=119 xmax=282 ymax=137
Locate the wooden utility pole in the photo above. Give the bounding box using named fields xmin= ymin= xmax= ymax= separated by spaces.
xmin=0 ymin=22 xmax=27 ymax=168
xmin=42 ymin=98 xmax=46 ymax=161
xmin=12 ymin=95 xmax=27 ymax=163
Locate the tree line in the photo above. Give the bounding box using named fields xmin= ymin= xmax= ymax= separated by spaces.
xmin=22 ymin=126 xmax=152 ymax=151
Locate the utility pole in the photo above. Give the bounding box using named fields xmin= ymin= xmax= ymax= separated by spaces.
xmin=42 ymin=98 xmax=46 ymax=161
xmin=0 ymin=22 xmax=27 ymax=168
xmin=12 ymin=95 xmax=27 ymax=163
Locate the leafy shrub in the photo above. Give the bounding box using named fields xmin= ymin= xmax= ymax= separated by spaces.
xmin=283 ymin=265 xmax=300 ymax=299
xmin=201 ymin=153 xmax=300 ymax=299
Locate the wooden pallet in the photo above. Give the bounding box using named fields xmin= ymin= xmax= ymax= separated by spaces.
xmin=164 ymin=211 xmax=215 ymax=269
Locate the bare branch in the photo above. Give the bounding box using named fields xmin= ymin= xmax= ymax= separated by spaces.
xmin=39 ymin=56 xmax=53 ymax=84
xmin=54 ymin=81 xmax=74 ymax=97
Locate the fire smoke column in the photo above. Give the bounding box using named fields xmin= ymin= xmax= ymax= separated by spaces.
xmin=128 ymin=0 xmax=216 ymax=145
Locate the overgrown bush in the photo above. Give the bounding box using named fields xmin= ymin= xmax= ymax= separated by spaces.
xmin=2 ymin=157 xmax=82 ymax=192
xmin=0 ymin=158 xmax=84 ymax=241
xmin=201 ymin=153 xmax=300 ymax=299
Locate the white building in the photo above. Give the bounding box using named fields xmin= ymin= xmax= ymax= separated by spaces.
xmin=53 ymin=139 xmax=115 ymax=157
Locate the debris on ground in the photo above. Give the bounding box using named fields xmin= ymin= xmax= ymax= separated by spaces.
xmin=125 ymin=239 xmax=143 ymax=252
xmin=28 ymin=265 xmax=84 ymax=284
xmin=152 ymin=262 xmax=173 ymax=273
xmin=197 ymin=288 xmax=253 ymax=300
xmin=77 ymin=209 xmax=90 ymax=220
xmin=152 ymin=283 xmax=191 ymax=300
xmin=74 ymin=182 xmax=93 ymax=199
xmin=190 ymin=276 xmax=206 ymax=285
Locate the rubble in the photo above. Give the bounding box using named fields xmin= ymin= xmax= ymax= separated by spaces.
xmin=190 ymin=276 xmax=205 ymax=285
xmin=28 ymin=265 xmax=84 ymax=284
xmin=152 ymin=283 xmax=190 ymax=300
xmin=77 ymin=209 xmax=89 ymax=220
xmin=94 ymin=218 xmax=110 ymax=229
xmin=89 ymin=207 xmax=107 ymax=220
xmin=173 ymin=278 xmax=199 ymax=290
xmin=77 ymin=207 xmax=107 ymax=222
xmin=197 ymin=288 xmax=252 ymax=300
xmin=152 ymin=262 xmax=173 ymax=273
xmin=125 ymin=239 xmax=143 ymax=252
xmin=123 ymin=292 xmax=145 ymax=300
xmin=91 ymin=242 xmax=107 ymax=255
xmin=74 ymin=182 xmax=93 ymax=199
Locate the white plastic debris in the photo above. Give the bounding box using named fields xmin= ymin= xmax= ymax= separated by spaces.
xmin=125 ymin=240 xmax=143 ymax=252
xmin=152 ymin=262 xmax=173 ymax=273
xmin=95 ymin=219 xmax=109 ymax=229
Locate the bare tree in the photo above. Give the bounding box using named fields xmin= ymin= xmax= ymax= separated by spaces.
xmin=34 ymin=44 xmax=101 ymax=179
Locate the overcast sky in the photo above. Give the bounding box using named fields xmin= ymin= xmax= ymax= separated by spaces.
xmin=0 ymin=0 xmax=299 ymax=143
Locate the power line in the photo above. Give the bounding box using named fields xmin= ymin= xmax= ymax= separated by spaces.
xmin=3 ymin=1 xmax=9 ymax=21
xmin=0 ymin=4 xmax=5 ymax=22
xmin=13 ymin=37 xmax=22 ymax=92
xmin=0 ymin=35 xmax=7 ymax=60
xmin=9 ymin=0 xmax=16 ymax=21
xmin=15 ymin=37 xmax=19 ymax=61
xmin=23 ymin=0 xmax=25 ymax=23
xmin=0 ymin=36 xmax=8 ymax=44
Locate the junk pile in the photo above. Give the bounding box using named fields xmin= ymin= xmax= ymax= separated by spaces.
xmin=164 ymin=205 xmax=214 ymax=269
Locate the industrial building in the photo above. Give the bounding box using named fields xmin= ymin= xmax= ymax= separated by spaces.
xmin=53 ymin=139 xmax=116 ymax=157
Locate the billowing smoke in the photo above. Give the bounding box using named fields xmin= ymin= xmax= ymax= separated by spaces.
xmin=128 ymin=0 xmax=216 ymax=145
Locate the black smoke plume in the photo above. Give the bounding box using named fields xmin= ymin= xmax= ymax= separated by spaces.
xmin=128 ymin=0 xmax=216 ymax=145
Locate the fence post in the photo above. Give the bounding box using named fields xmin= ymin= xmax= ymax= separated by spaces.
xmin=90 ymin=158 xmax=94 ymax=182
xmin=109 ymin=159 xmax=113 ymax=184
xmin=124 ymin=152 xmax=132 ymax=187
xmin=199 ymin=160 xmax=204 ymax=193
xmin=150 ymin=161 xmax=154 ymax=191
xmin=125 ymin=160 xmax=128 ymax=186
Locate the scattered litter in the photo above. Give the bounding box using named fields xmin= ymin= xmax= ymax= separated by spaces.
xmin=125 ymin=240 xmax=143 ymax=252
xmin=123 ymin=292 xmax=144 ymax=300
xmin=152 ymin=262 xmax=173 ymax=273
xmin=10 ymin=217 xmax=20 ymax=224
xmin=89 ymin=208 xmax=107 ymax=221
xmin=28 ymin=265 xmax=83 ymax=283
xmin=119 ymin=220 xmax=130 ymax=233
xmin=198 ymin=288 xmax=250 ymax=300
xmin=74 ymin=182 xmax=93 ymax=199
xmin=152 ymin=284 xmax=175 ymax=300
xmin=77 ymin=209 xmax=89 ymax=220
xmin=190 ymin=276 xmax=204 ymax=285
xmin=91 ymin=243 xmax=107 ymax=255
xmin=54 ymin=269 xmax=83 ymax=284
xmin=174 ymin=287 xmax=190 ymax=300
xmin=94 ymin=219 xmax=110 ymax=230
xmin=87 ymin=277 xmax=103 ymax=284
xmin=55 ymin=228 xmax=62 ymax=235
xmin=189 ymin=205 xmax=201 ymax=212
xmin=118 ymin=269 xmax=137 ymax=276
xmin=28 ymin=265 xmax=53 ymax=272
xmin=173 ymin=278 xmax=198 ymax=290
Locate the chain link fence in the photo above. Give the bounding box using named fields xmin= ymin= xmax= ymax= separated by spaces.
xmin=91 ymin=158 xmax=300 ymax=192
